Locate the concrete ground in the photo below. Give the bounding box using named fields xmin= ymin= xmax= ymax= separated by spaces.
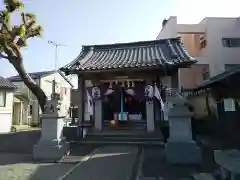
xmin=63 ymin=146 xmax=140 ymax=180
xmin=0 ymin=144 xmax=218 ymax=180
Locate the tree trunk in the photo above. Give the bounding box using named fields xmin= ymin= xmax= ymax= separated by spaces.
xmin=10 ymin=59 xmax=47 ymax=112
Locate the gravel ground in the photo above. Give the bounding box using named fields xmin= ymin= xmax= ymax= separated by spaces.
xmin=0 ymin=144 xmax=98 ymax=180
xmin=0 ymin=163 xmax=74 ymax=180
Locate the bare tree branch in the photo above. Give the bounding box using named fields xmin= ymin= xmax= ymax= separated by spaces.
xmin=21 ymin=12 xmax=26 ymax=24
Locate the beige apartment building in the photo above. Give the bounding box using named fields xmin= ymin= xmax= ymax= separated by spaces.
xmin=157 ymin=16 xmax=240 ymax=90
xmin=157 ymin=16 xmax=240 ymax=118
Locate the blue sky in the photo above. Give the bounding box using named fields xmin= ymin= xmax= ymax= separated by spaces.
xmin=1 ymin=0 xmax=240 ymax=80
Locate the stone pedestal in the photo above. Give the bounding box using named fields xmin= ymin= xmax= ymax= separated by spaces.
xmin=165 ymin=105 xmax=201 ymax=164
xmin=94 ymin=100 xmax=102 ymax=131
xmin=33 ymin=114 xmax=69 ymax=162
xmin=146 ymin=100 xmax=155 ymax=132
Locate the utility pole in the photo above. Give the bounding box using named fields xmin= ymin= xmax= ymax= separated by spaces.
xmin=48 ymin=40 xmax=66 ymax=94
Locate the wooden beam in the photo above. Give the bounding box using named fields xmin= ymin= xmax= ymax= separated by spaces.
xmin=82 ymin=69 xmax=162 ymax=80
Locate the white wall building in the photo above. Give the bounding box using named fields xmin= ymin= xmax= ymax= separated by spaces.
xmin=9 ymin=70 xmax=73 ymax=126
xmin=0 ymin=76 xmax=16 ymax=133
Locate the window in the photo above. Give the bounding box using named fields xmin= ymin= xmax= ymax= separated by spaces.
xmin=28 ymin=105 xmax=33 ymax=116
xmin=200 ymin=40 xmax=207 ymax=48
xmin=225 ymin=64 xmax=240 ymax=71
xmin=222 ymin=38 xmax=240 ymax=47
xmin=0 ymin=92 xmax=6 ymax=107
xmin=60 ymin=87 xmax=67 ymax=98
xmin=200 ymin=35 xmax=207 ymax=48
xmin=202 ymin=71 xmax=210 ymax=81
xmin=64 ymin=88 xmax=67 ymax=95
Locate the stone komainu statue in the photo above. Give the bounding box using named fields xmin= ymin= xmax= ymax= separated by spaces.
xmin=44 ymin=92 xmax=61 ymax=114
xmin=144 ymin=85 xmax=154 ymax=98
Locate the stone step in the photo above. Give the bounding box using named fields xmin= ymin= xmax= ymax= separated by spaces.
xmin=84 ymin=136 xmax=162 ymax=141
xmin=83 ymin=129 xmax=164 ymax=146
xmin=192 ymin=173 xmax=216 ymax=180
xmin=86 ymin=131 xmax=162 ymax=138
xmin=102 ymin=127 xmax=146 ymax=131
xmin=138 ymin=177 xmax=163 ymax=180
xmin=77 ymin=140 xmax=165 ymax=146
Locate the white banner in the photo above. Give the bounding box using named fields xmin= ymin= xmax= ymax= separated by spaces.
xmin=154 ymin=85 xmax=164 ymax=110
xmin=104 ymin=88 xmax=114 ymax=96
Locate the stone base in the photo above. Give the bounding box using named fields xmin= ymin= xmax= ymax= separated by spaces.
xmin=33 ymin=139 xmax=69 ymax=162
xmin=165 ymin=140 xmax=202 ymax=164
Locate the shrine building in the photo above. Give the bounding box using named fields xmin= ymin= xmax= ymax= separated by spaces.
xmin=60 ymin=37 xmax=196 ymax=132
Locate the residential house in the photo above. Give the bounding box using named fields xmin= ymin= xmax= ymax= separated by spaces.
xmin=0 ymin=76 xmax=16 ymax=133
xmin=157 ymin=16 xmax=240 ymax=118
xmin=8 ymin=70 xmax=73 ymax=126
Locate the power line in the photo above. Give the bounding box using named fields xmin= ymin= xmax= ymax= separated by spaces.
xmin=48 ymin=40 xmax=67 ymax=94
xmin=48 ymin=40 xmax=67 ymax=71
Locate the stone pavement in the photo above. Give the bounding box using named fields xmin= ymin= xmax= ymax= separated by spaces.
xmin=140 ymin=147 xmax=217 ymax=180
xmin=63 ymin=146 xmax=140 ymax=180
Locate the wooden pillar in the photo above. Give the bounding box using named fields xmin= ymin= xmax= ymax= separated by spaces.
xmin=145 ymin=78 xmax=155 ymax=132
xmin=20 ymin=101 xmax=23 ymax=125
xmin=161 ymin=74 xmax=171 ymax=90
xmin=92 ymin=79 xmax=102 ymax=131
xmin=171 ymin=71 xmax=179 ymax=90
xmin=94 ymin=99 xmax=102 ymax=131
xmin=78 ymin=75 xmax=85 ymax=134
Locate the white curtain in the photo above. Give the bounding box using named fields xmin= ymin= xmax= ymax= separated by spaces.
xmin=86 ymin=90 xmax=93 ymax=115
xmin=125 ymin=88 xmax=135 ymax=96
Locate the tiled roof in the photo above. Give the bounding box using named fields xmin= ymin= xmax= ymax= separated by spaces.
xmin=194 ymin=67 xmax=240 ymax=91
xmin=8 ymin=70 xmax=56 ymax=81
xmin=0 ymin=76 xmax=16 ymax=89
xmin=8 ymin=70 xmax=74 ymax=87
xmin=60 ymin=37 xmax=196 ymax=72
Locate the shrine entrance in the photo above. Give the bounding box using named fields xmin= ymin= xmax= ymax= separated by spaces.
xmin=102 ymin=81 xmax=146 ymax=130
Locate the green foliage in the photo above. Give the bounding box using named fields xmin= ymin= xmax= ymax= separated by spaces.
xmin=0 ymin=0 xmax=42 ymax=59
